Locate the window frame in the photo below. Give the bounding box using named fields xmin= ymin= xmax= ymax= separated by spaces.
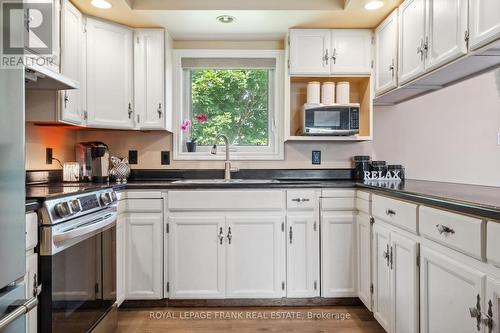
xmin=172 ymin=49 xmax=285 ymax=161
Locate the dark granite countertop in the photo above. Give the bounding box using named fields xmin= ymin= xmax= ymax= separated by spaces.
xmin=25 ymin=199 xmax=42 ymax=212
xmin=26 ymin=182 xmax=126 ymax=200
xmin=359 ymin=180 xmax=500 ymax=221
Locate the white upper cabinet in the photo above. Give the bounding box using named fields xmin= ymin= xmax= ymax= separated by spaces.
xmin=226 ymin=216 xmax=285 ymax=299
xmin=60 ymin=0 xmax=84 ymax=125
xmin=85 ymin=18 xmax=134 ymax=129
xmin=375 ymin=9 xmax=399 ymax=95
xmin=289 ymin=29 xmax=372 ymax=75
xmin=134 ymin=29 xmax=166 ymax=130
xmin=289 ymin=29 xmax=331 ymax=75
xmin=469 ymin=0 xmax=500 ymax=50
xmin=425 ymin=0 xmax=468 ymax=71
xmin=330 ymin=30 xmax=372 ymax=74
xmin=398 ymin=0 xmax=426 ymax=84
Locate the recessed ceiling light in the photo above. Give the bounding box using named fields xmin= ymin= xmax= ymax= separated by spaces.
xmin=91 ymin=0 xmax=112 ymax=9
xmin=216 ymin=15 xmax=236 ymax=24
xmin=364 ymin=0 xmax=384 ymax=10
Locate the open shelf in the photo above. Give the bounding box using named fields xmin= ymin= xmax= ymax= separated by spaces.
xmin=285 ymin=76 xmax=373 ymax=142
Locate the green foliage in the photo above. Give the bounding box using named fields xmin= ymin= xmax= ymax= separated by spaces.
xmin=190 ymin=69 xmax=269 ymax=146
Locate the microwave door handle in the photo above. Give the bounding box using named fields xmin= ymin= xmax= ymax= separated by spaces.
xmin=53 ymin=212 xmax=117 ymax=244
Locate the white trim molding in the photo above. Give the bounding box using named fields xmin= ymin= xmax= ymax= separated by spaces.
xmin=172 ymin=49 xmax=285 ymax=161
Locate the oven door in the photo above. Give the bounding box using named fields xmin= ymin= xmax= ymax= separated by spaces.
xmin=40 ymin=226 xmax=116 ymax=333
xmin=304 ymin=106 xmax=351 ymax=134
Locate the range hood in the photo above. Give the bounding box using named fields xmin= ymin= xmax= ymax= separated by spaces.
xmin=25 ymin=64 xmax=79 ymax=90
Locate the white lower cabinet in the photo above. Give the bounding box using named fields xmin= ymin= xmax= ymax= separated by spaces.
xmin=286 ymin=214 xmax=320 ymax=298
xmin=372 ymin=223 xmax=392 ymax=332
xmin=420 ymin=246 xmax=486 ymax=333
xmin=116 ymin=215 xmax=126 ymax=306
xmin=357 ymin=212 xmax=372 ymax=310
xmin=487 ymin=277 xmax=500 ymax=333
xmin=169 ymin=216 xmax=226 ymax=299
xmin=226 ymin=216 xmax=285 ymax=298
xmin=125 ymin=212 xmax=163 ymax=300
xmin=321 ymin=213 xmax=357 ymax=297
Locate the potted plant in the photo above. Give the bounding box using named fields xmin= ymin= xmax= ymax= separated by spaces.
xmin=181 ymin=114 xmax=208 ymax=152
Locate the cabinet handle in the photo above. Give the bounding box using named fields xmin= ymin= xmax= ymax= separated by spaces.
xmin=64 ymin=91 xmax=69 ymax=108
xmin=218 ymin=227 xmax=224 ymax=245
xmin=292 ymin=198 xmax=310 ymax=203
xmin=331 ymin=48 xmax=337 ymax=64
xmin=127 ymin=103 xmax=133 ymax=119
xmin=469 ymin=294 xmax=482 ymax=332
xmin=423 ymin=36 xmax=429 ymax=59
xmin=486 ymin=299 xmax=493 ymax=333
xmin=227 ymin=227 xmax=232 ymax=244
xmin=385 ymin=209 xmax=396 ymax=216
xmin=436 ymin=224 xmax=455 ymax=235
xmin=289 ymin=226 xmax=293 ymax=244
xmin=389 ymin=246 xmax=393 ymax=270
xmin=136 ymin=114 xmax=140 ymax=124
xmin=383 ymin=244 xmax=390 ymax=267
xmin=158 ymin=103 xmax=162 ymax=118
xmin=417 ymin=39 xmax=425 ymax=61
xmin=323 ymin=49 xmax=329 ymax=65
xmin=389 ymin=59 xmax=395 ymax=78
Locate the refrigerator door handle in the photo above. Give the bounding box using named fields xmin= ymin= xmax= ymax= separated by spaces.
xmin=0 ymin=297 xmax=38 ymax=330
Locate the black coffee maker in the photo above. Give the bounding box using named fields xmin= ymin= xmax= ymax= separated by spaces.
xmin=75 ymin=142 xmax=110 ymax=182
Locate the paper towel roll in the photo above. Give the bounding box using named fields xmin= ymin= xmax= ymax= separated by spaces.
xmin=336 ymin=81 xmax=350 ymax=104
xmin=306 ymin=82 xmax=320 ymax=104
xmin=321 ymin=82 xmax=335 ymax=105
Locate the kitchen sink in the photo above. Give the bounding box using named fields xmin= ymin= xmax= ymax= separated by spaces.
xmin=172 ymin=179 xmax=280 ymax=184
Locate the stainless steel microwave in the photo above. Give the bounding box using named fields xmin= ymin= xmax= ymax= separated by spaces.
xmin=303 ymin=104 xmax=360 ymax=136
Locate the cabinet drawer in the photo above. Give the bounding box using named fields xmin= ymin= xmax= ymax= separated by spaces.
xmin=356 ymin=190 xmax=371 ymax=201
xmin=26 ymin=212 xmax=38 ymax=251
xmin=286 ymin=190 xmax=316 ymax=210
xmin=420 ymin=206 xmax=485 ymax=260
xmin=321 ymin=197 xmax=356 ymax=211
xmin=123 ymin=198 xmax=163 ymax=213
xmin=487 ymin=222 xmax=500 ymax=267
xmin=356 ymin=198 xmax=370 ymax=214
xmin=121 ymin=191 xmax=163 ymax=199
xmin=168 ymin=190 xmax=285 ymax=211
xmin=321 ymin=189 xmax=356 ymax=198
xmin=372 ymin=195 xmax=418 ymax=233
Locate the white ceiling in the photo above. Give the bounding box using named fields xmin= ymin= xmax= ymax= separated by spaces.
xmin=71 ymin=0 xmax=402 ymax=40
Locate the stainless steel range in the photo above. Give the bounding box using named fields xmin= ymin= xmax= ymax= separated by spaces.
xmin=38 ymin=188 xmax=118 ymax=333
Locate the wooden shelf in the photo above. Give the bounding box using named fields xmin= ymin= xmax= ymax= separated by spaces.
xmin=285 ymin=76 xmax=373 ymax=142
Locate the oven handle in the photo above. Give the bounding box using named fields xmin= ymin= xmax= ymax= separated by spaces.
xmin=0 ymin=297 xmax=38 ymax=331
xmin=53 ymin=212 xmax=117 ymax=244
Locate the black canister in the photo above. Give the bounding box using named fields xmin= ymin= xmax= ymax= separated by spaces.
xmin=371 ymin=161 xmax=387 ymax=178
xmin=388 ymin=165 xmax=405 ymax=180
xmin=353 ymin=156 xmax=371 ymax=180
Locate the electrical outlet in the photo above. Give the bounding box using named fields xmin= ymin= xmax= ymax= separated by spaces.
xmin=46 ymin=148 xmax=53 ymax=164
xmin=128 ymin=150 xmax=138 ymax=164
xmin=161 ymin=151 xmax=170 ymax=165
xmin=312 ymin=150 xmax=321 ymax=165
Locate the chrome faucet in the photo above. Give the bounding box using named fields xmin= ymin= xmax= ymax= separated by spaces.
xmin=211 ymin=134 xmax=234 ymax=180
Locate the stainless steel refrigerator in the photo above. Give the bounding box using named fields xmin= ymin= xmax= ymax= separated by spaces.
xmin=0 ymin=67 xmax=37 ymax=331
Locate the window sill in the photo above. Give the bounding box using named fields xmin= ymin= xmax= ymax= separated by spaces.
xmin=173 ymin=150 xmax=284 ymax=161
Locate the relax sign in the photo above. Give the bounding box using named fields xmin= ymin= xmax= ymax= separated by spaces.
xmin=364 ymin=170 xmax=402 ymax=181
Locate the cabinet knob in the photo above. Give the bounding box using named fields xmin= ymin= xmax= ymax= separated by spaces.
xmin=436 ymin=224 xmax=455 ymax=235
xmin=227 ymin=227 xmax=232 ymax=244
xmin=323 ymin=49 xmax=329 ymax=65
xmin=330 ymin=48 xmax=337 ymax=64
xmin=292 ymin=198 xmax=310 ymax=203
xmin=289 ymin=226 xmax=293 ymax=244
xmin=64 ymin=92 xmax=69 ymax=108
xmin=385 ymin=209 xmax=396 ymax=216
xmin=158 ymin=103 xmax=162 ymax=118
xmin=218 ymin=227 xmax=224 ymax=245
xmin=128 ymin=103 xmax=133 ymax=119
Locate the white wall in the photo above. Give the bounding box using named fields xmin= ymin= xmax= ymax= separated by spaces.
xmin=372 ymin=69 xmax=500 ymax=187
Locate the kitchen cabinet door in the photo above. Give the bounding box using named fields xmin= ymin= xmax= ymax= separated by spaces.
xmin=375 ymin=9 xmax=398 ymax=95
xmin=60 ymin=0 xmax=85 ymax=125
xmin=330 ymin=29 xmax=372 ymax=75
xmin=420 ymin=246 xmax=486 ymax=333
xmin=469 ymin=0 xmax=500 ymax=51
xmin=289 ymin=29 xmax=331 ymax=75
xmin=25 ymin=252 xmax=37 ymax=333
xmin=357 ymin=212 xmax=372 ymax=311
xmin=169 ymin=216 xmax=226 ymax=299
xmin=391 ymin=232 xmax=419 ymax=333
xmin=372 ymin=222 xmax=391 ymax=332
xmin=134 ymin=29 xmax=165 ymax=130
xmin=116 ymin=215 xmax=126 ymax=306
xmin=486 ymin=277 xmax=500 ymax=333
xmin=286 ymin=214 xmax=319 ymax=298
xmin=398 ymin=0 xmax=426 ymax=84
xmin=321 ymin=213 xmax=357 ymax=298
xmin=125 ymin=213 xmax=163 ymax=300
xmin=425 ymin=0 xmax=468 ymax=71
xmin=86 ymin=18 xmax=134 ymax=129
xmin=226 ymin=216 xmax=285 ymax=298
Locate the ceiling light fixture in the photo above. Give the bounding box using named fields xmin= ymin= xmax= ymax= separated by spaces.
xmin=364 ymin=0 xmax=384 ymax=10
xmin=91 ymin=0 xmax=112 ymax=9
xmin=216 ymin=15 xmax=236 ymax=24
